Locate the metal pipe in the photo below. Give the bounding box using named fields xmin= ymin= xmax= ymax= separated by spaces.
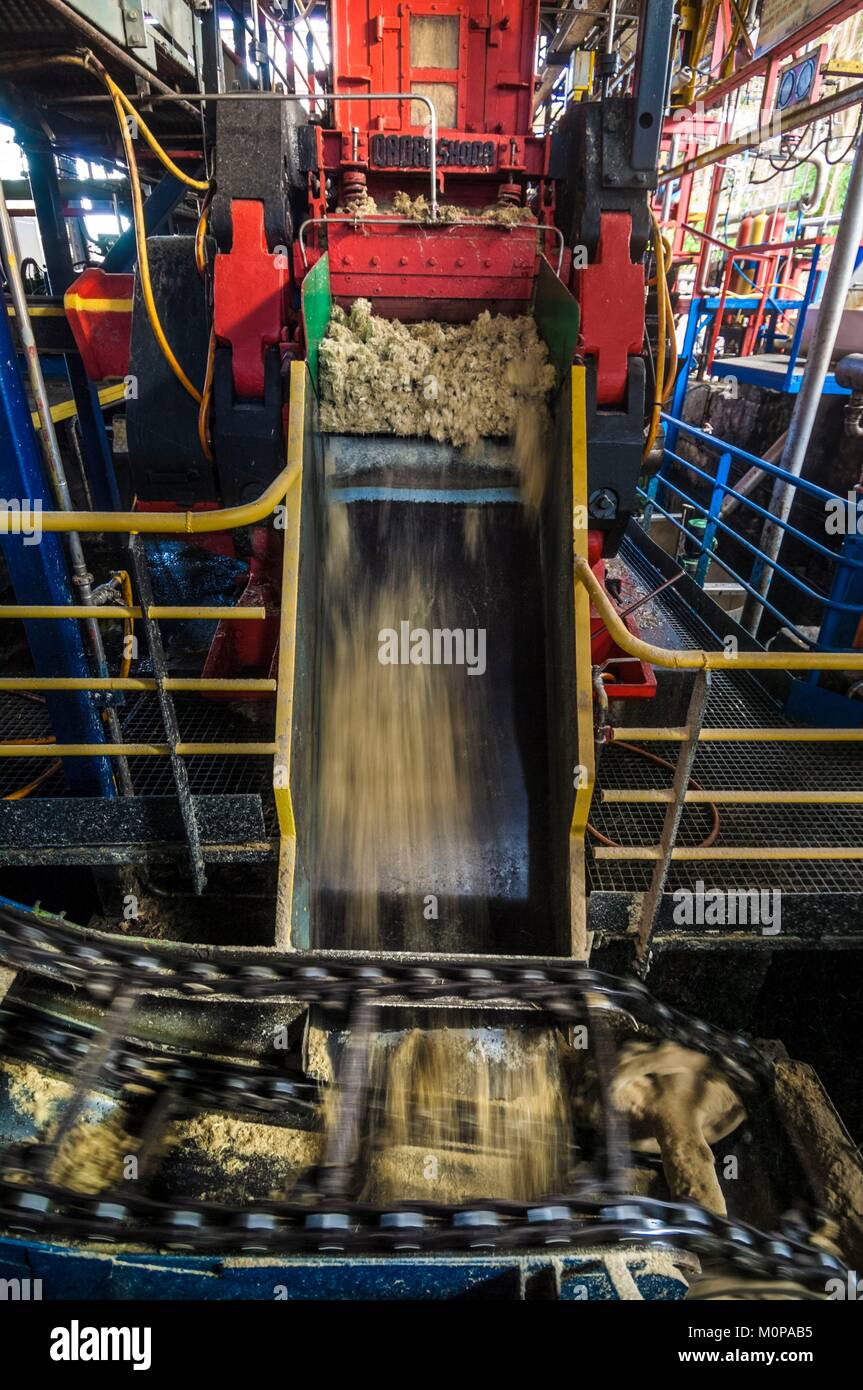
xmin=604 ymin=0 xmax=618 ymax=54
xmin=658 ymin=79 xmax=863 ymax=184
xmin=574 ymin=555 xmax=863 ymax=669
xmin=742 ymin=124 xmax=863 ymax=637
xmin=37 ymin=0 xmax=200 ymax=118
xmin=0 ymin=606 xmax=267 ymax=620
xmin=0 ymin=178 xmax=133 ymax=794
xmin=600 ymin=0 xmax=619 ymax=99
xmin=0 ymin=456 xmax=299 ymax=535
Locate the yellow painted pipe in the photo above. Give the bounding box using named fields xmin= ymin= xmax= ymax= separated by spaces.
xmin=603 ymin=789 xmax=863 ymax=804
xmin=0 ymin=742 xmax=277 ymax=757
xmin=32 ymin=382 xmax=125 ymax=432
xmin=610 ymin=727 xmax=863 ymax=742
xmin=148 ymin=606 xmax=266 ymax=621
xmin=0 ymin=606 xmax=267 ymax=620
xmin=577 ymin=557 xmax=863 ymax=670
xmin=0 ymin=459 xmax=299 ymax=535
xmin=0 ymin=677 xmax=276 ymax=692
xmin=593 ymin=846 xmax=863 ymax=861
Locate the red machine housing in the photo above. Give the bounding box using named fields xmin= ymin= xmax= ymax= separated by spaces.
xmin=61 ymin=0 xmax=653 ymax=701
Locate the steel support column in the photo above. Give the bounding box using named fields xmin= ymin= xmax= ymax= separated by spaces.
xmin=0 ymin=297 xmax=113 ymax=795
xmin=742 ymin=127 xmax=863 ymax=636
xmin=23 ymin=141 xmax=121 ymax=512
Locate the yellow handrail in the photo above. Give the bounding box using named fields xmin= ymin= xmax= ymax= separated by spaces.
xmin=576 ymin=556 xmax=863 ymax=671
xmin=611 ymin=727 xmax=863 ymax=741
xmin=0 ymin=460 xmax=298 ymax=536
xmin=0 ymin=677 xmax=275 ymax=692
xmin=0 ymin=606 xmax=266 ymax=620
xmin=0 ymin=742 xmax=276 ymax=757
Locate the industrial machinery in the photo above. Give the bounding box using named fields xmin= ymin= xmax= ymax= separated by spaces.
xmin=0 ymin=0 xmax=861 ymax=1305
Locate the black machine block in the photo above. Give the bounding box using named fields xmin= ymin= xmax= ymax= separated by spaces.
xmin=551 ymin=99 xmax=653 ymax=261
xmin=126 ymin=236 xmax=218 ymax=505
xmin=210 ymin=98 xmax=304 ymax=253
xmin=585 ymin=356 xmax=645 ymax=555
xmin=212 ymin=345 xmax=285 ymax=506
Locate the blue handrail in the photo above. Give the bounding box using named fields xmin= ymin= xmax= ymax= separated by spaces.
xmin=635 ymin=487 xmax=836 ymax=649
xmin=646 ymin=411 xmax=863 ymax=650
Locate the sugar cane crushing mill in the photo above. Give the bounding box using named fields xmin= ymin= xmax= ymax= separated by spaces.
xmin=0 ymin=0 xmax=860 ymax=1302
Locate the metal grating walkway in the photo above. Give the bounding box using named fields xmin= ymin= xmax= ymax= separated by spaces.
xmin=588 ymin=536 xmax=863 ymax=894
xmin=0 ymin=691 xmax=279 ymax=838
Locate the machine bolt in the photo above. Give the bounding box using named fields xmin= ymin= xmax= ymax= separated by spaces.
xmin=399 ymin=255 xmax=409 ymax=266
xmin=370 ymin=255 xmax=380 ymax=267
xmin=588 ymin=488 xmax=618 ymax=520
xmin=427 ymin=256 xmax=437 ymax=266
xmin=483 ymin=258 xmax=492 ymax=267
xmin=455 ymin=257 xmax=465 ymax=267
xmin=341 ymin=255 xmax=352 ymax=266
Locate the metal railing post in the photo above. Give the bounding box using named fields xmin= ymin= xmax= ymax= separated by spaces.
xmin=634 ymin=670 xmax=710 ymax=972
xmin=694 ymin=451 xmax=731 ymax=586
xmin=128 ymin=536 xmax=206 ymax=894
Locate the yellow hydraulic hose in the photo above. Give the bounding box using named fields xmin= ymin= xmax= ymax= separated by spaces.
xmin=644 ymin=210 xmax=670 ymax=458
xmin=56 ymin=53 xmax=208 ymax=405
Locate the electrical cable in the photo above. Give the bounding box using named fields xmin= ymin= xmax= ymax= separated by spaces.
xmin=644 ymin=209 xmax=672 ymax=458
xmin=587 ymin=740 xmax=721 ymax=849
xmin=197 ymin=327 xmax=217 ymax=463
xmin=53 ymin=52 xmax=210 ymax=405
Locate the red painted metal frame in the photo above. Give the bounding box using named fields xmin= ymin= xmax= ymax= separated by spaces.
xmin=694 ymin=228 xmax=833 ymax=372
xmin=657 ymin=0 xmax=863 ymax=277
xmin=325 ymin=219 xmax=538 ymax=306
xmin=63 ymin=268 xmax=133 ymax=382
xmin=696 ymin=0 xmax=863 ymax=115
xmin=571 ymin=212 xmax=645 ymax=407
xmin=329 ymin=0 xmax=539 ymax=138
xmin=213 ymin=200 xmax=289 ymax=400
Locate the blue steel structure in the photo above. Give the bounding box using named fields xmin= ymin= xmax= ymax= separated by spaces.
xmin=643 ymin=407 xmax=863 ymax=724
xmin=0 ymin=1235 xmax=690 ymax=1300
xmin=0 ymin=296 xmax=113 ymax=795
xmin=665 ymin=245 xmax=863 ymax=422
xmin=23 ymin=139 xmax=121 ymax=514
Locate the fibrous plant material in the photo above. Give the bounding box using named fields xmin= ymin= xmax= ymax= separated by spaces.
xmin=333 ymin=190 xmax=534 ymax=225
xmin=319 ymin=302 xmax=555 ymax=506
xmin=336 ymin=188 xmax=379 ymax=216
xmin=2 ymin=1061 xmax=136 ymax=1195
xmin=609 ymin=1040 xmax=745 ymax=1216
xmin=390 ymin=191 xmax=535 ymax=225
xmin=169 ymin=1112 xmax=321 ymax=1185
xmin=3 ymin=1059 xmax=71 ymax=1129
xmin=360 ymin=1025 xmax=573 ymax=1203
xmin=315 ymin=506 xmax=494 ymax=949
xmin=50 ymin=1110 xmax=135 ymax=1195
